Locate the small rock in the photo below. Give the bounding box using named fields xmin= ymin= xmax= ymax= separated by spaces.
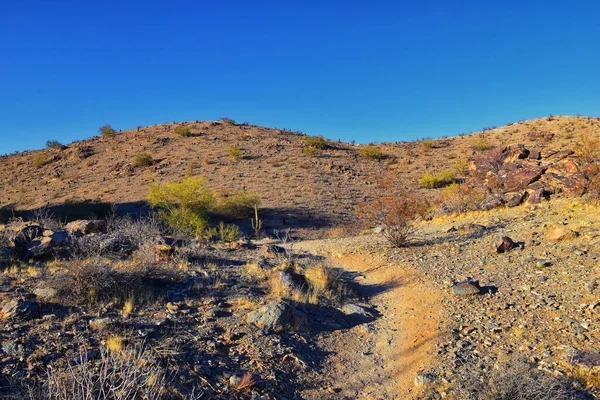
xmin=495 ymin=236 xmax=517 ymax=253
xmin=452 ymin=280 xmax=482 ymax=296
xmin=341 ymin=304 xmax=376 ymax=323
xmin=89 ymin=317 xmax=114 ymax=330
xmin=547 ymin=227 xmax=579 ymax=242
xmin=414 ymin=372 xmax=436 ymax=387
xmin=229 ymin=375 xmax=243 ymax=386
xmin=33 ymin=287 xmax=57 ymax=301
xmin=246 ymin=301 xmax=308 ymax=332
xmin=65 ymin=220 xmax=105 ymax=237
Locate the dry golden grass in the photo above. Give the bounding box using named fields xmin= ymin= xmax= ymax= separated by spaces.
xmin=107 ymin=336 xmax=125 ymax=353
xmin=122 ymin=297 xmax=135 ymax=315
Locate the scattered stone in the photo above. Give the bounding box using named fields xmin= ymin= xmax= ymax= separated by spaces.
xmin=247 ymin=301 xmax=308 ymax=332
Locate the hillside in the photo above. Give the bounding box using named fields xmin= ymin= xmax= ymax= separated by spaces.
xmin=1 ymin=116 xmax=599 ymax=237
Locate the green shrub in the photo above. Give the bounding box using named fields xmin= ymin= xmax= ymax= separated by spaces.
xmin=420 ymin=139 xmax=436 ymax=149
xmin=147 ymin=177 xmax=215 ymax=236
xmin=133 ymin=152 xmax=153 ymax=167
xmin=220 ymin=117 xmax=236 ymax=125
xmin=472 ymin=138 xmax=491 ymax=151
xmin=453 ymin=158 xmax=470 ymax=176
xmin=303 ymin=135 xmax=327 ymax=150
xmin=205 ymin=222 xmax=242 ymax=242
xmin=214 ymin=191 xmax=261 ymax=219
xmin=33 ymin=154 xmax=49 ymax=168
xmin=46 ymin=140 xmax=64 ymax=149
xmin=99 ymin=124 xmax=116 ymax=137
xmin=174 ymin=125 xmax=191 ymax=137
xmin=302 ymin=146 xmax=319 ymax=157
xmin=419 ymin=170 xmax=457 ymax=188
xmin=226 ymin=145 xmax=242 ymax=160
xmin=358 ymin=145 xmax=383 ymax=160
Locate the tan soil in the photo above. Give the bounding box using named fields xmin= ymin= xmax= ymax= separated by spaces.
xmin=295 ymin=239 xmax=444 ymax=399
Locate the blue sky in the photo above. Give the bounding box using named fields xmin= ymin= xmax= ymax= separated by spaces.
xmin=1 ymin=1 xmax=599 ymax=154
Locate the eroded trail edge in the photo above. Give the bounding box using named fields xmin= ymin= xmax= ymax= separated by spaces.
xmin=296 ymin=239 xmax=445 ymax=399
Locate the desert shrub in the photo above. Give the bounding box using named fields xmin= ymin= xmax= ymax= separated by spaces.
xmin=438 ymin=183 xmax=488 ymax=213
xmin=453 ymin=158 xmax=470 ymax=176
xmin=147 ymin=177 xmax=215 ymax=236
xmin=46 ymin=140 xmax=64 ymax=149
xmin=572 ymin=133 xmax=600 ymax=165
xmin=359 ymin=145 xmax=383 ymax=160
xmin=174 ymin=125 xmax=191 ymax=137
xmin=226 ymin=145 xmax=242 ymax=160
xmin=356 ymin=176 xmax=428 ymax=247
xmin=132 ymin=152 xmax=153 ymax=167
xmin=452 ymin=365 xmax=583 ymax=400
xmin=303 ymin=135 xmax=327 ymax=150
xmin=213 ymin=190 xmax=260 ymax=220
xmin=205 ymin=221 xmax=242 ymax=242
xmin=302 ymin=146 xmax=319 ymax=157
xmin=99 ymin=124 xmax=116 ymax=137
xmin=420 ymin=139 xmax=436 ymax=149
xmin=33 ymin=153 xmax=49 ymax=168
xmin=303 ymin=263 xmax=349 ymax=303
xmin=46 ymin=258 xmax=178 ymax=305
xmin=472 ymin=138 xmax=491 ymax=151
xmin=419 ymin=170 xmax=457 ymax=188
xmin=46 ymin=345 xmax=167 ymax=400
xmin=221 ymin=117 xmax=236 ymax=125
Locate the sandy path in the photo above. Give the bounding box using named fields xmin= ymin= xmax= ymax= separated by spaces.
xmin=295 ymin=238 xmax=444 ymax=399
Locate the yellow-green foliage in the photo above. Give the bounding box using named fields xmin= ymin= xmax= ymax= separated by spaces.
xmin=174 ymin=125 xmax=191 ymax=136
xmin=438 ymin=183 xmax=486 ymax=213
xmin=148 ymin=177 xmax=215 ymax=235
xmin=214 ymin=191 xmax=261 ymax=219
xmin=33 ymin=154 xmax=49 ymax=168
xmin=472 ymin=138 xmax=491 ymax=151
xmin=453 ymin=158 xmax=470 ymax=176
xmin=99 ymin=124 xmax=116 ymax=137
xmin=133 ymin=152 xmax=153 ymax=167
xmin=420 ymin=170 xmax=457 ymax=188
xmin=420 ymin=139 xmax=436 ymax=149
xmin=206 ymin=221 xmax=241 ymax=242
xmin=226 ymin=145 xmax=242 ymax=160
xmin=302 ymin=135 xmax=327 ymax=149
xmin=359 ymin=145 xmax=383 ymax=160
xmin=302 ymin=146 xmax=319 ymax=157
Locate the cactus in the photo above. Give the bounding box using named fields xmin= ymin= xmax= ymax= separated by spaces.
xmin=251 ymin=204 xmax=263 ymax=236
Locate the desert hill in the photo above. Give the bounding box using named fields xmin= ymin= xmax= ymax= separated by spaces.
xmin=1 ymin=115 xmax=599 ymax=235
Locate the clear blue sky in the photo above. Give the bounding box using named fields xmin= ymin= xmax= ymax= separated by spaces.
xmin=1 ymin=1 xmax=599 ymax=154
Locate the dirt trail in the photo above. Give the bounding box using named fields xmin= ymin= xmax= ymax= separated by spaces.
xmin=295 ymin=238 xmax=444 ymax=399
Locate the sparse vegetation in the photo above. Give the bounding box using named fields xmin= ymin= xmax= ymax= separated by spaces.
xmin=221 ymin=117 xmax=236 ymax=125
xmin=358 ymin=145 xmax=383 ymax=160
xmin=99 ymin=124 xmax=116 ymax=137
xmin=46 ymin=140 xmax=64 ymax=149
xmin=132 ymin=151 xmax=153 ymax=167
xmin=174 ymin=125 xmax=192 ymax=137
xmin=302 ymin=146 xmax=319 ymax=157
xmin=437 ymin=183 xmax=487 ymax=213
xmin=303 ymin=135 xmax=327 ymax=149
xmin=472 ymin=138 xmax=491 ymax=151
xmin=214 ymin=190 xmax=261 ymax=219
xmin=356 ymin=176 xmax=428 ymax=247
xmin=419 ymin=170 xmax=457 ymax=188
xmin=33 ymin=153 xmax=49 ymax=168
xmin=226 ymin=145 xmax=242 ymax=160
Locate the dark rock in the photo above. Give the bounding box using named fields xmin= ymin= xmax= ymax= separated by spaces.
xmin=247 ymin=301 xmax=308 ymax=332
xmin=452 ymin=280 xmax=482 ymax=296
xmin=1 ymin=299 xmax=36 ymax=320
xmin=495 ymin=236 xmax=517 ymax=253
xmin=26 ymin=236 xmax=53 ymax=258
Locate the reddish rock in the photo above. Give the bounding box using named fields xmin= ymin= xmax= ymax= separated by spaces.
xmin=495 ymin=236 xmax=517 ymax=253
xmin=547 ymin=227 xmax=579 ymax=242
xmin=503 ymin=144 xmax=530 ymax=163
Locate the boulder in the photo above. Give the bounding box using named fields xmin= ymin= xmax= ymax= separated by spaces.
xmin=44 ymin=230 xmax=69 ymax=246
xmin=65 ymin=220 xmax=105 ymax=237
xmin=1 ymin=299 xmax=37 ymax=320
xmin=341 ymin=303 xmax=376 ymax=323
xmin=26 ymin=236 xmax=53 ymax=258
xmin=246 ymin=301 xmax=308 ymax=332
xmin=494 ymin=236 xmax=517 ymax=253
xmin=5 ymin=222 xmax=44 ymax=248
xmin=452 ymin=280 xmax=482 ymax=296
xmin=547 ymin=227 xmax=579 ymax=242
xmin=503 ymin=144 xmax=530 ymax=163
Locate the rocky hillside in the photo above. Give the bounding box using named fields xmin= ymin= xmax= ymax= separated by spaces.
xmin=1 ymin=116 xmax=599 ymax=236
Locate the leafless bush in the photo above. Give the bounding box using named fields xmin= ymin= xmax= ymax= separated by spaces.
xmin=46 ymin=345 xmax=168 ymax=400
xmin=46 ymin=258 xmax=180 ymax=305
xmin=452 ymin=365 xmax=585 ymax=400
xmin=32 ymin=207 xmax=63 ymax=231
